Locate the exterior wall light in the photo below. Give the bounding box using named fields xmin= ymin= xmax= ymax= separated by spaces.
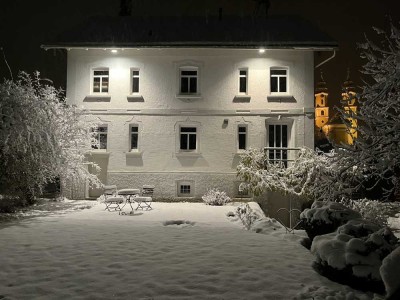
xmin=111 ymin=49 xmax=118 ymax=53
xmin=259 ymin=48 xmax=265 ymax=54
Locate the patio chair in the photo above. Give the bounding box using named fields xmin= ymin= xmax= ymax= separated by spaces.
xmin=103 ymin=185 xmax=124 ymax=212
xmin=134 ymin=185 xmax=154 ymax=210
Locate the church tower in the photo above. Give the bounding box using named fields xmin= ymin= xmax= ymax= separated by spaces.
xmin=341 ymin=68 xmax=358 ymax=143
xmin=315 ymin=70 xmax=329 ymax=131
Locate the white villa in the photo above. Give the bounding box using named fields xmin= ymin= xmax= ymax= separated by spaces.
xmin=42 ymin=16 xmax=337 ymax=200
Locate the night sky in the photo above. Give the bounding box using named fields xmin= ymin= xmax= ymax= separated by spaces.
xmin=1 ymin=0 xmax=400 ymax=107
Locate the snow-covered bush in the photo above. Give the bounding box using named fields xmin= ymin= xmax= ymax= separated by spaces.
xmin=342 ymin=198 xmax=392 ymax=227
xmin=300 ymin=201 xmax=361 ymax=241
xmin=235 ymin=203 xmax=259 ymax=229
xmin=311 ymin=219 xmax=398 ymax=294
xmin=380 ymin=246 xmax=400 ymax=299
xmin=0 ymin=72 xmax=100 ymax=205
xmin=250 ymin=217 xmax=284 ymax=234
xmin=202 ymin=188 xmax=231 ymax=206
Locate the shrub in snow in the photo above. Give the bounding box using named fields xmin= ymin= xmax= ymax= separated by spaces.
xmin=250 ymin=217 xmax=284 ymax=234
xmin=380 ymin=246 xmax=400 ymax=299
xmin=311 ymin=219 xmax=398 ymax=294
xmin=0 ymin=72 xmax=101 ymax=206
xmin=202 ymin=188 xmax=231 ymax=206
xmin=235 ymin=203 xmax=259 ymax=230
xmin=342 ymin=198 xmax=392 ymax=227
xmin=300 ymin=201 xmax=361 ymax=241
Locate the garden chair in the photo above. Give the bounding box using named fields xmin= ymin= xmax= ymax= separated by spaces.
xmin=134 ymin=185 xmax=154 ymax=210
xmin=103 ymin=185 xmax=124 ymax=212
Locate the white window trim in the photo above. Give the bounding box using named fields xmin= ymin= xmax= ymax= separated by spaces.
xmin=174 ymin=121 xmax=202 ymax=155
xmin=91 ymin=124 xmax=108 ymax=152
xmin=238 ymin=68 xmax=249 ymax=95
xmin=270 ymin=67 xmax=289 ymax=95
xmin=237 ymin=124 xmax=248 ymax=152
xmin=179 ymin=66 xmax=199 ymax=95
xmin=91 ymin=68 xmax=109 ymax=94
xmin=265 ymin=118 xmax=295 ymax=165
xmin=129 ymin=123 xmax=141 ymax=152
xmin=130 ymin=68 xmax=140 ymax=95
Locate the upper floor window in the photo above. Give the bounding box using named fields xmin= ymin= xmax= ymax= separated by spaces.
xmin=270 ymin=68 xmax=288 ymax=93
xmin=130 ymin=125 xmax=139 ymax=151
xmin=132 ymin=69 xmax=140 ymax=93
xmin=239 ymin=69 xmax=248 ymax=94
xmin=180 ymin=127 xmax=197 ymax=150
xmin=180 ymin=67 xmax=198 ymax=94
xmin=92 ymin=125 xmax=108 ymax=150
xmin=93 ymin=69 xmax=109 ymax=93
xmin=238 ymin=125 xmax=247 ymax=150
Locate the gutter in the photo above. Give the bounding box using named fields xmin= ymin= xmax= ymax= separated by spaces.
xmin=315 ymin=50 xmax=336 ymax=69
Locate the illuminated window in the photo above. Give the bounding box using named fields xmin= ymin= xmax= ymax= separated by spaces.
xmin=270 ymin=68 xmax=288 ymax=93
xmin=180 ymin=127 xmax=197 ymax=151
xmin=132 ymin=69 xmax=140 ymax=93
xmin=238 ymin=125 xmax=247 ymax=150
xmin=92 ymin=125 xmax=108 ymax=150
xmin=180 ymin=67 xmax=198 ymax=94
xmin=93 ymin=69 xmax=109 ymax=93
xmin=239 ymin=69 xmax=248 ymax=94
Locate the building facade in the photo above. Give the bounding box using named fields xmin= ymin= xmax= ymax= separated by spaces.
xmin=43 ymin=16 xmax=337 ymax=199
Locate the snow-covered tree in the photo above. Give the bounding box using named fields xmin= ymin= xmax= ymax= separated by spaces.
xmin=337 ymin=24 xmax=400 ymax=201
xmin=0 ymin=72 xmax=100 ymax=204
xmin=236 ymin=147 xmax=347 ymax=201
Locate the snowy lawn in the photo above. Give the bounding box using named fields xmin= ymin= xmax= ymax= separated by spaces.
xmin=0 ymin=201 xmax=383 ymax=299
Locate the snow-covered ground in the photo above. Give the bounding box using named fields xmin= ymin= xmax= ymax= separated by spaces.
xmin=0 ymin=201 xmax=384 ymax=299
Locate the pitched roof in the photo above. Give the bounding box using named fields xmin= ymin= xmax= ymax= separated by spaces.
xmin=41 ymin=15 xmax=338 ymax=49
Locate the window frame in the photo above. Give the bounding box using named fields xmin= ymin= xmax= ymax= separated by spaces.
xmin=270 ymin=67 xmax=289 ymax=94
xmin=177 ymin=180 xmax=195 ymax=197
xmin=238 ymin=68 xmax=248 ymax=95
xmin=131 ymin=68 xmax=140 ymax=94
xmin=265 ymin=118 xmax=294 ymax=168
xmin=92 ymin=125 xmax=108 ymax=151
xmin=179 ymin=126 xmax=197 ymax=151
xmin=179 ymin=66 xmax=199 ymax=95
xmin=129 ymin=124 xmax=140 ymax=152
xmin=237 ymin=124 xmax=248 ymax=151
xmin=92 ymin=68 xmax=109 ymax=94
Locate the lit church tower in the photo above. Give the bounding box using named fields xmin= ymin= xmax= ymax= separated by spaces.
xmin=315 ymin=70 xmax=329 ymax=135
xmin=341 ymin=68 xmax=358 ymax=143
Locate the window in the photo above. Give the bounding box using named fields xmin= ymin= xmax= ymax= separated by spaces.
xmin=239 ymin=69 xmax=248 ymax=94
xmin=180 ymin=68 xmax=198 ymax=94
xmin=238 ymin=125 xmax=247 ymax=150
xmin=92 ymin=126 xmax=108 ymax=150
xmin=130 ymin=125 xmax=139 ymax=150
xmin=177 ymin=180 xmax=194 ymax=197
xmin=180 ymin=127 xmax=197 ymax=150
xmin=132 ymin=69 xmax=140 ymax=93
xmin=321 ymin=110 xmax=325 ymax=116
xmin=270 ymin=68 xmax=287 ymax=93
xmin=268 ymin=124 xmax=288 ymax=166
xmin=93 ymin=69 xmax=109 ymax=93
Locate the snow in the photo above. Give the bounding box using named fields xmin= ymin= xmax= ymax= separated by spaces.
xmin=0 ymin=201 xmax=381 ymax=299
xmin=301 ymin=201 xmax=361 ymax=224
xmin=380 ymin=246 xmax=400 ymax=297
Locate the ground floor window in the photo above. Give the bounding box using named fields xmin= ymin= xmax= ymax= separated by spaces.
xmin=92 ymin=125 xmax=108 ymax=150
xmin=177 ymin=180 xmax=194 ymax=197
xmin=268 ymin=124 xmax=288 ymax=166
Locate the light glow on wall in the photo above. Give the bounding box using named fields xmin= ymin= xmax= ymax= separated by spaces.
xmin=111 ymin=49 xmax=118 ymax=53
xmin=259 ymin=48 xmax=265 ymax=54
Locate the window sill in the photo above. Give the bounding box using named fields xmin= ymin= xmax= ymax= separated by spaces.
xmin=267 ymin=94 xmax=295 ymax=102
xmin=125 ymin=150 xmax=143 ymax=157
xmin=127 ymin=95 xmax=144 ymax=102
xmin=176 ymin=94 xmax=202 ymax=102
xmin=175 ymin=151 xmax=202 ymax=157
xmin=89 ymin=150 xmax=110 ymax=157
xmin=233 ymin=95 xmax=251 ymax=103
xmin=84 ymin=95 xmax=111 ymax=102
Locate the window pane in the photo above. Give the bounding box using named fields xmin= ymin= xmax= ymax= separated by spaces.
xmin=131 ymin=126 xmax=138 ymax=133
xmin=271 ymin=77 xmax=278 ymax=92
xmin=276 ymin=125 xmax=281 ymax=147
xmin=238 ymin=126 xmax=246 ymax=133
xmin=98 ymin=126 xmax=107 ymax=132
xmin=240 ymin=70 xmax=247 ymax=76
xmin=131 ymin=134 xmax=138 ymax=149
xmin=239 ymin=77 xmax=247 ymax=93
xmin=279 ymin=77 xmax=287 ymax=92
xmin=189 ymin=78 xmax=197 ymax=93
xmin=268 ymin=125 xmax=275 ymax=147
xmin=94 ymin=70 xmax=108 ymax=76
xmin=271 ymin=70 xmax=286 ymax=75
xmin=188 ymin=134 xmax=196 ymax=150
xmin=180 ymin=134 xmax=187 ymax=150
xmin=239 ymin=134 xmax=246 ymax=150
xmin=180 ymin=185 xmax=191 ymax=194
xmin=93 ymin=77 xmax=100 ymax=93
xmin=132 ymin=77 xmax=139 ymax=93
xmin=132 ymin=70 xmax=139 ymax=76
xmin=181 ymin=70 xmax=197 ymax=76
xmin=282 ymin=125 xmax=288 ymax=148
xmin=181 ymin=77 xmax=188 ymax=93
xmin=181 ymin=127 xmax=196 ymax=133
xmin=99 ymin=134 xmax=107 ymax=149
